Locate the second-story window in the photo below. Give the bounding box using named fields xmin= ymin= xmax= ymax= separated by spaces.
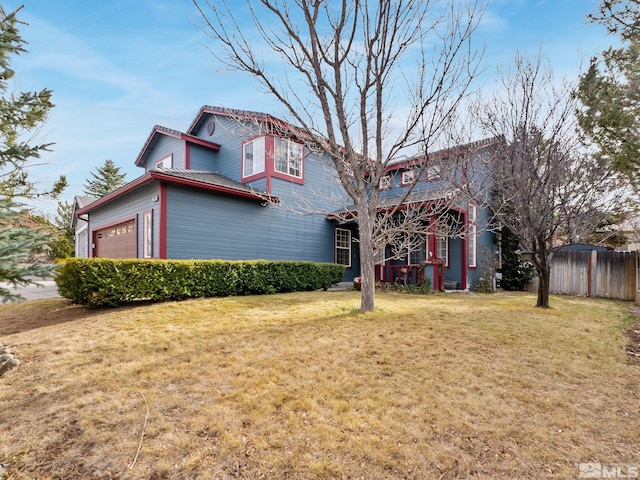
xmin=243 ymin=137 xmax=265 ymax=177
xmin=156 ymin=154 xmax=173 ymax=169
xmin=427 ymin=165 xmax=441 ymax=180
xmin=401 ymin=170 xmax=415 ymax=185
xmin=274 ymin=137 xmax=303 ymax=178
xmin=379 ymin=174 xmax=391 ymax=190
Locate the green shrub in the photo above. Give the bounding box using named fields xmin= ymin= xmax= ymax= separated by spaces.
xmin=55 ymin=258 xmax=345 ymax=306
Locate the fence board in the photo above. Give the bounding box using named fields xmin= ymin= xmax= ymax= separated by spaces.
xmin=547 ymin=250 xmax=637 ymax=301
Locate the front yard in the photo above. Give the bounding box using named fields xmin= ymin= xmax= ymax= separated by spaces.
xmin=0 ymin=291 xmax=639 ymax=479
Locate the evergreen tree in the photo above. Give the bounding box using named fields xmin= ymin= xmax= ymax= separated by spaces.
xmin=0 ymin=6 xmax=67 ymax=302
xmin=577 ymin=0 xmax=640 ymax=185
xmin=83 ymin=159 xmax=126 ymax=197
xmin=50 ymin=200 xmax=74 ymax=259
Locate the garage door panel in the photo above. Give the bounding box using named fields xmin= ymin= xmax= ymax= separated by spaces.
xmin=94 ymin=220 xmax=137 ymax=258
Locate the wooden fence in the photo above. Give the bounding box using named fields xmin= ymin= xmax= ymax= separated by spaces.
xmin=547 ymin=250 xmax=638 ymax=301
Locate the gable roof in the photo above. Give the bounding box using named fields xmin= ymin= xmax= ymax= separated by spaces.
xmin=327 ymin=186 xmax=459 ymax=221
xmin=187 ymin=105 xmax=294 ymax=137
xmin=71 ymin=195 xmax=97 ymax=228
xmin=134 ymin=125 xmax=221 ymax=167
xmin=386 ymin=136 xmax=503 ymax=171
xmin=76 ymin=168 xmax=278 ymax=216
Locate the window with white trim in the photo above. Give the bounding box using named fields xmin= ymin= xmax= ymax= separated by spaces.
xmin=335 ymin=228 xmax=351 ymax=267
xmin=401 ymin=169 xmax=415 ymax=185
xmin=143 ymin=210 xmax=153 ymax=258
xmin=379 ymin=174 xmax=391 ymax=190
xmin=156 ymin=154 xmax=173 ymax=169
xmin=427 ymin=165 xmax=441 ymax=180
xmin=468 ymin=203 xmax=477 ymax=268
xmin=274 ymin=137 xmax=303 ymax=178
xmin=243 ymin=137 xmax=266 ymax=177
xmin=436 ymin=236 xmax=449 ymax=266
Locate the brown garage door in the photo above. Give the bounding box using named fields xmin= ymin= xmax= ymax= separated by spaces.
xmin=93 ymin=220 xmax=137 ymax=258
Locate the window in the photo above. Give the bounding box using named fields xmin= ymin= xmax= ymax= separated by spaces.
xmin=243 ymin=137 xmax=266 ymax=177
xmin=379 ymin=174 xmax=391 ymax=190
xmin=156 ymin=154 xmax=173 ymax=169
xmin=409 ymin=234 xmax=428 ymax=265
xmin=335 ymin=228 xmax=351 ymax=267
xmin=468 ymin=203 xmax=477 ymax=268
xmin=274 ymin=137 xmax=303 ymax=178
xmin=401 ymin=169 xmax=415 ymax=185
xmin=437 ymin=236 xmax=448 ymax=266
xmin=143 ymin=210 xmax=153 ymax=258
xmin=427 ymin=165 xmax=441 ymax=180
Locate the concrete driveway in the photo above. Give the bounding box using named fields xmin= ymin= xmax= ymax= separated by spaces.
xmin=0 ymin=276 xmax=61 ymax=302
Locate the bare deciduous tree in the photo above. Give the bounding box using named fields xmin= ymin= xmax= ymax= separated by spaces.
xmin=473 ymin=52 xmax=625 ymax=308
xmin=193 ymin=0 xmax=485 ymax=311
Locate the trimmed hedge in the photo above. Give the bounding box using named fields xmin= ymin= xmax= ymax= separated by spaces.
xmin=56 ymin=258 xmax=346 ymax=306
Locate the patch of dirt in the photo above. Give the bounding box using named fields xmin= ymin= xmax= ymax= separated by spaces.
xmin=0 ymin=300 xmax=95 ymax=336
xmin=627 ymin=307 xmax=640 ymax=366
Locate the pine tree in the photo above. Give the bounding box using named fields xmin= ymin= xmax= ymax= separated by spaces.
xmin=577 ymin=0 xmax=640 ymax=185
xmin=50 ymin=200 xmax=74 ymax=259
xmin=83 ymin=159 xmax=126 ymax=197
xmin=0 ymin=6 xmax=67 ymax=302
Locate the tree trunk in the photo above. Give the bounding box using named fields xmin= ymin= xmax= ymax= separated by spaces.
xmin=535 ymin=261 xmax=551 ymax=308
xmin=357 ymin=209 xmax=376 ymax=312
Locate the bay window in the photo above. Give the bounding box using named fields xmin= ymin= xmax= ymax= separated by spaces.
xmin=243 ymin=137 xmax=266 ymax=177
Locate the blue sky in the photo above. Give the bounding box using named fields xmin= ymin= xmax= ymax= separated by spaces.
xmin=3 ymin=0 xmax=613 ymax=217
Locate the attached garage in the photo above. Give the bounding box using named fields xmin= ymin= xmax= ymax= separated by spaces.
xmin=93 ymin=219 xmax=137 ymax=258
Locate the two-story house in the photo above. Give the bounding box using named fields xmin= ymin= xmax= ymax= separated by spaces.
xmin=75 ymin=106 xmax=498 ymax=289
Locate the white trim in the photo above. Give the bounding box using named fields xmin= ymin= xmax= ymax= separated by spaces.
xmin=437 ymin=236 xmax=449 ymax=267
xmin=401 ymin=169 xmax=415 ymax=185
xmin=468 ymin=203 xmax=477 ymax=268
xmin=274 ymin=137 xmax=303 ymax=178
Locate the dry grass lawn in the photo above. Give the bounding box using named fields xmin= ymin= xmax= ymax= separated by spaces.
xmin=0 ymin=291 xmax=639 ymax=479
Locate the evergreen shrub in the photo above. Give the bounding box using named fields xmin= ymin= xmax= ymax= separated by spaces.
xmin=56 ymin=258 xmax=345 ymax=306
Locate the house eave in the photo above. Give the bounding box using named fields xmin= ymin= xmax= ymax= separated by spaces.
xmin=76 ymin=173 xmax=156 ymax=216
xmin=75 ymin=172 xmax=279 ymax=218
xmin=149 ymin=171 xmax=279 ymax=204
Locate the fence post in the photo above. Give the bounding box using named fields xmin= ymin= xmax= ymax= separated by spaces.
xmin=588 ymin=250 xmax=597 ymax=298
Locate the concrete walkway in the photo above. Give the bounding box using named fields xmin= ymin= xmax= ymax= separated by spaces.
xmin=0 ymin=277 xmax=61 ymax=302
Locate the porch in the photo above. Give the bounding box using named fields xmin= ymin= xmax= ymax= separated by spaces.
xmin=375 ymin=261 xmax=462 ymax=290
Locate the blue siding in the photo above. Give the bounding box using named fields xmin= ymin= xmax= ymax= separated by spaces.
xmin=467 ymin=205 xmax=497 ymax=287
xmin=144 ymin=136 xmax=185 ymax=171
xmin=194 ymin=115 xmax=261 ymax=181
xmin=165 ymin=184 xmax=335 ymax=262
xmin=188 ymin=144 xmax=218 ymax=171
xmin=87 ymin=183 xmax=160 ymax=258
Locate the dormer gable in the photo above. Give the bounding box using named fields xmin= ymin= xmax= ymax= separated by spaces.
xmin=135 ymin=125 xmax=221 ymax=171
